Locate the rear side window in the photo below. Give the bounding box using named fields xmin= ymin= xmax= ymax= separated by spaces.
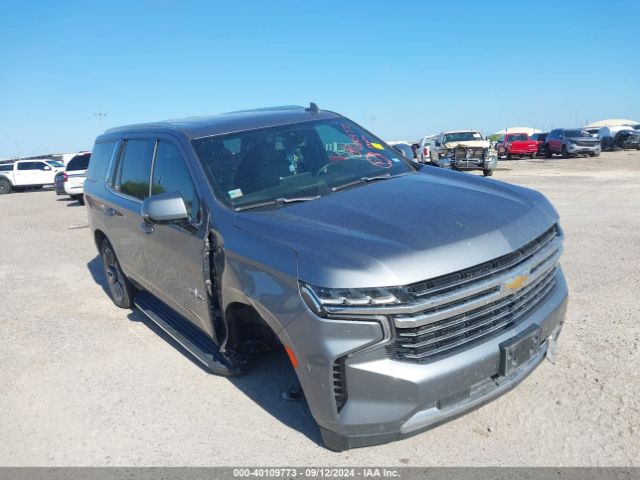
xmin=0 ymin=164 xmax=13 ymax=171
xmin=115 ymin=139 xmax=155 ymax=200
xmin=151 ymin=141 xmax=201 ymax=222
xmin=17 ymin=162 xmax=35 ymax=170
xmin=87 ymin=142 xmax=118 ymax=183
xmin=67 ymin=154 xmax=91 ymax=171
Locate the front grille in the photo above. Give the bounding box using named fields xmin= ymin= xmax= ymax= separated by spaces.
xmin=454 ymin=146 xmax=484 ymax=160
xmin=388 ymin=225 xmax=561 ymax=363
xmin=575 ymin=141 xmax=595 ymax=147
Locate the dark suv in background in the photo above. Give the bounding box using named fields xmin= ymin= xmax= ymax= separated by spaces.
xmin=529 ymin=132 xmax=548 ymax=156
xmin=84 ymin=105 xmax=567 ymax=450
xmin=544 ymin=129 xmax=601 ymax=158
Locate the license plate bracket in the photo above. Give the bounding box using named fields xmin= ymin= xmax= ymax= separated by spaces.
xmin=499 ymin=325 xmax=542 ymax=377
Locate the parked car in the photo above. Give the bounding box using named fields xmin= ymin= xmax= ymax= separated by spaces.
xmin=61 ymin=152 xmax=91 ymax=203
xmin=544 ymin=129 xmax=601 ymax=158
xmin=415 ymin=136 xmax=436 ymax=163
xmin=496 ymin=133 xmax=539 ymax=159
xmin=529 ymin=133 xmax=548 ymax=156
xmin=583 ymin=127 xmax=600 ymax=138
xmin=54 ymin=172 xmax=66 ymax=195
xmin=85 ymin=104 xmax=567 ymax=451
xmin=0 ymin=159 xmax=64 ymax=194
xmin=598 ymin=126 xmax=640 ymax=151
xmin=431 ymin=130 xmax=498 ymax=176
xmin=387 ymin=141 xmax=417 ymax=162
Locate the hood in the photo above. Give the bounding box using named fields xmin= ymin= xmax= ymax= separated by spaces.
xmin=235 ymin=171 xmax=558 ymax=288
xmin=443 ymin=139 xmax=490 ymax=149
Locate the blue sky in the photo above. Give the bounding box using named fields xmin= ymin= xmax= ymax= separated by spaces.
xmin=1 ymin=0 xmax=638 ymax=157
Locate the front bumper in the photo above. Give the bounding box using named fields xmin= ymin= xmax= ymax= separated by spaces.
xmin=435 ymin=156 xmax=497 ymax=171
xmin=284 ymin=268 xmax=567 ymax=451
xmin=566 ymin=143 xmax=600 ymax=155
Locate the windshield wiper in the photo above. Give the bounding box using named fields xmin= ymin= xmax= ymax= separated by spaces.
xmin=234 ymin=195 xmax=321 ymax=212
xmin=331 ymin=173 xmax=404 ymax=192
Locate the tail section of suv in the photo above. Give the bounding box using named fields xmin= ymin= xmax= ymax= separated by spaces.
xmin=84 ymin=105 xmax=567 ymax=451
xmin=62 ymin=152 xmax=91 ymax=203
xmin=544 ymin=128 xmax=601 ymax=158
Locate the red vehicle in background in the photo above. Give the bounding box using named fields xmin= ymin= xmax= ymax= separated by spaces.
xmin=496 ymin=133 xmax=539 ymax=159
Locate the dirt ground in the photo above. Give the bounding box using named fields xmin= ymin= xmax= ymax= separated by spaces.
xmin=1 ymin=150 xmax=638 ymax=466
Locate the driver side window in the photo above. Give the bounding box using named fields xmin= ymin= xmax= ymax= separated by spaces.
xmin=151 ymin=141 xmax=201 ymax=223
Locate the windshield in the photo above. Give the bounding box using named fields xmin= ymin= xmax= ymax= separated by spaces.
xmin=192 ymin=118 xmax=415 ymax=210
xmin=442 ymin=131 xmax=483 ymax=143
xmin=508 ymin=134 xmax=529 ymax=141
xmin=564 ymin=130 xmax=590 ymax=138
xmin=46 ymin=160 xmax=64 ymax=168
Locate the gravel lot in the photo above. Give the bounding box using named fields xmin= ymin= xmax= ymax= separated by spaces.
xmin=1 ymin=151 xmax=639 ymax=466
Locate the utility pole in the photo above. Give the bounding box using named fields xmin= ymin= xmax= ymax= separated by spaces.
xmin=94 ymin=112 xmax=107 ymax=131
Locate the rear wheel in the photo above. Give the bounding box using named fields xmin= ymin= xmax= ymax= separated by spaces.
xmin=483 ymin=169 xmax=494 ymax=177
xmin=545 ymin=145 xmax=552 ymax=158
xmin=506 ymin=151 xmax=512 ymax=160
xmin=100 ymin=238 xmax=135 ymax=309
xmin=0 ymin=179 xmax=11 ymax=195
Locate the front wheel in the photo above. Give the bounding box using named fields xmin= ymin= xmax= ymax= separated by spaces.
xmin=545 ymin=145 xmax=552 ymax=158
xmin=100 ymin=238 xmax=135 ymax=309
xmin=483 ymin=169 xmax=494 ymax=177
xmin=0 ymin=179 xmax=12 ymax=195
xmin=561 ymin=145 xmax=570 ymax=158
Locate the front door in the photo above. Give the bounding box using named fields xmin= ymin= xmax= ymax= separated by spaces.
xmin=107 ymin=138 xmax=156 ymax=282
xmin=141 ymin=138 xmax=212 ymax=334
xmin=14 ymin=162 xmax=41 ymax=186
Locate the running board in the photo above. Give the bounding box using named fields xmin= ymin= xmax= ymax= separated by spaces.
xmin=134 ymin=291 xmax=239 ymax=376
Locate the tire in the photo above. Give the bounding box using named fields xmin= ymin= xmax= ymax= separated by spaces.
xmin=483 ymin=169 xmax=494 ymax=177
xmin=545 ymin=145 xmax=552 ymax=158
xmin=592 ymin=151 xmax=600 ymax=157
xmin=0 ymin=178 xmax=12 ymax=195
xmin=506 ymin=151 xmax=512 ymax=160
xmin=561 ymin=145 xmax=569 ymax=158
xmin=100 ymin=238 xmax=135 ymax=309
xmin=72 ymin=194 xmax=85 ymax=205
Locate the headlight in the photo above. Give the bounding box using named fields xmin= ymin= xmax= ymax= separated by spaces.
xmin=300 ymin=282 xmax=408 ymax=315
xmin=568 ymin=141 xmax=576 ymax=146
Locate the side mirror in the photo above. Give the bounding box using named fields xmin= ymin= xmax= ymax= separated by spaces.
xmin=435 ymin=141 xmax=441 ymax=147
xmin=392 ymin=146 xmax=406 ymax=158
xmin=43 ymin=166 xmax=52 ymax=171
xmin=142 ymin=191 xmax=189 ymax=223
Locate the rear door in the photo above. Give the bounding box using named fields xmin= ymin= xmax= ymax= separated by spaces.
xmin=141 ymin=137 xmax=211 ymax=332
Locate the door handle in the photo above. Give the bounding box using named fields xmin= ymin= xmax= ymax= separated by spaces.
xmin=139 ymin=222 xmax=154 ymax=235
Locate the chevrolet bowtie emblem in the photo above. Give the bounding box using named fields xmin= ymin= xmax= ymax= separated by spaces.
xmin=505 ymin=274 xmax=529 ymax=291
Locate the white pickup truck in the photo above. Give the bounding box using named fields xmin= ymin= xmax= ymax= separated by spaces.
xmin=0 ymin=159 xmax=65 ymax=194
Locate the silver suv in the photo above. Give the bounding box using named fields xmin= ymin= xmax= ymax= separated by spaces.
xmin=84 ymin=105 xmax=567 ymax=451
xmin=544 ymin=128 xmax=601 ymax=158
